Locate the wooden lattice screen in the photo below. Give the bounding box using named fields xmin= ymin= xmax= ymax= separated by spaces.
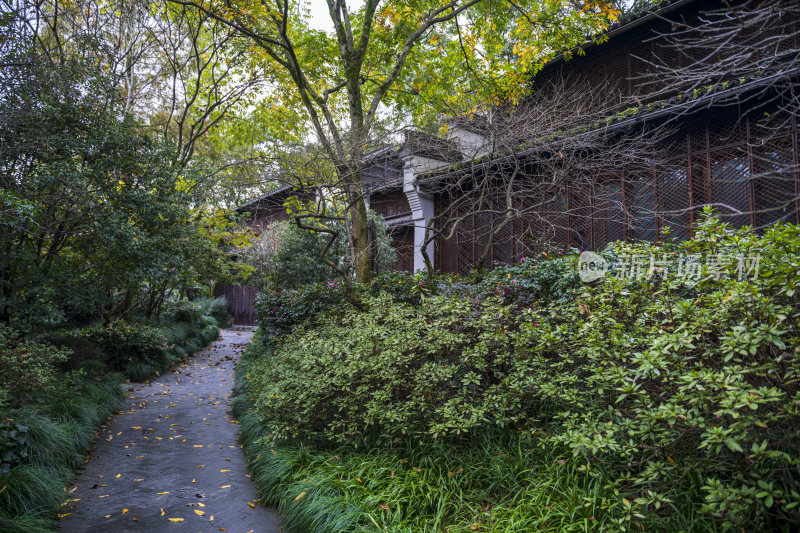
xmin=435 ymin=109 xmax=800 ymax=275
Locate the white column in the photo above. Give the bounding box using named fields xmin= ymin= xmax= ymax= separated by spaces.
xmin=401 ymin=155 xmax=447 ymax=272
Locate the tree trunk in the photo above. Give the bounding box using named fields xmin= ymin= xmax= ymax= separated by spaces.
xmin=349 ymin=184 xmax=372 ymax=283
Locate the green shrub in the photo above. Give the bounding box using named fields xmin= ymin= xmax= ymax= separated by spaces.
xmin=254 ymin=280 xmax=350 ymax=339
xmin=0 ymin=374 xmax=123 ymax=530
xmin=368 ymin=271 xmax=434 ymax=305
xmin=249 ymin=294 xmax=528 ymax=443
xmin=66 ymin=321 xmax=169 ymax=374
xmin=0 ymin=325 xmax=71 ymax=408
xmin=235 ymin=335 xmax=627 ymax=532
xmin=242 ymin=212 xmax=397 ymax=290
xmin=195 ymin=296 xmax=233 ymax=328
xmin=244 ymin=211 xmax=800 ymax=530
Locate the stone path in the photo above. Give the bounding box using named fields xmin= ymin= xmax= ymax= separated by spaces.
xmin=60 ymin=329 xmax=283 ymax=533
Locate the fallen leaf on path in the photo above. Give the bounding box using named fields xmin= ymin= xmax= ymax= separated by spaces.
xmin=115 ymin=474 xmax=121 ymax=478
xmin=194 ymin=510 xmax=205 ymax=516
xmin=197 ymin=502 xmax=206 ymax=508
xmin=167 ymin=517 xmax=184 ymax=522
xmin=122 ymin=508 xmax=128 ymax=514
xmin=219 ymin=484 xmax=230 ymax=489
xmin=58 ymin=513 xmax=72 ymax=518
xmin=220 ymin=470 xmax=230 ymax=473
xmin=157 ymin=491 xmax=170 ymax=495
xmin=160 ymin=508 xmax=164 ymax=516
xmin=247 ymin=502 xmax=255 ymax=509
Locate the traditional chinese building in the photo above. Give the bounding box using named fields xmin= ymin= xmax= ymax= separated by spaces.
xmin=239 ymin=0 xmax=799 ymax=278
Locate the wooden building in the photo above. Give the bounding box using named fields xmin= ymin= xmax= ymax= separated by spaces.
xmin=238 ymin=0 xmax=799 ymax=278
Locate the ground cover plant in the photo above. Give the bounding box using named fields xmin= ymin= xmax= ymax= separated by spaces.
xmin=237 ymin=212 xmax=800 ymax=532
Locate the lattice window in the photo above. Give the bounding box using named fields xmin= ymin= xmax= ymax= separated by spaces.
xmin=627 ymin=174 xmax=658 ymax=242
xmin=543 ymin=191 xmax=569 ymax=248
xmin=569 ymin=186 xmax=594 ymax=250
xmin=752 ymin=137 xmax=798 ymax=227
xmin=658 ymin=164 xmax=691 ymax=241
xmin=709 ymin=148 xmax=751 ymax=228
xmin=594 ymin=180 xmax=625 ymax=248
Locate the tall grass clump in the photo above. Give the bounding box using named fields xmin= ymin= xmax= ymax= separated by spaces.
xmin=0 ymin=373 xmax=123 ymax=530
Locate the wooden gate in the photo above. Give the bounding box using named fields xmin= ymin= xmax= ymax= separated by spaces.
xmin=213 ymin=284 xmax=260 ymax=326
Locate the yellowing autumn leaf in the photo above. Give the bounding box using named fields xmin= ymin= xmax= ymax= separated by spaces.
xmin=157 ymin=491 xmax=170 ymax=495
xmin=168 ymin=517 xmax=184 ymax=522
xmin=219 ymin=484 xmax=231 ymax=489
xmin=193 ymin=445 xmax=204 ymax=448
xmin=115 ymin=474 xmax=121 ymax=478
xmin=209 ymin=515 xmax=214 ymax=520
xmin=220 ymin=469 xmax=230 ymax=473
xmin=58 ymin=512 xmax=72 ymax=518
xmin=293 ymin=491 xmax=307 ymax=502
xmin=160 ymin=508 xmax=165 ymax=516
xmin=122 ymin=508 xmax=128 ymax=514
xmin=197 ymin=502 xmax=206 ymax=507
xmin=194 ymin=509 xmax=205 ymax=516
xmin=247 ymin=502 xmax=255 ymax=509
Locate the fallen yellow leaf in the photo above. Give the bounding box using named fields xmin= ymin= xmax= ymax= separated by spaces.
xmin=194 ymin=509 xmax=205 ymax=516
xmin=160 ymin=508 xmax=165 ymax=516
xmin=197 ymin=502 xmax=206 ymax=508
xmin=157 ymin=491 xmax=170 ymax=495
xmin=219 ymin=484 xmax=231 ymax=489
xmin=294 ymin=491 xmax=307 ymax=502
xmin=220 ymin=470 xmax=230 ymax=473
xmin=58 ymin=512 xmax=72 ymax=518
xmin=115 ymin=474 xmax=121 ymax=478
xmin=122 ymin=508 xmax=128 ymax=515
xmin=209 ymin=515 xmax=214 ymax=521
xmin=193 ymin=445 xmax=203 ymax=448
xmin=247 ymin=502 xmax=255 ymax=509
xmin=168 ymin=517 xmax=184 ymax=522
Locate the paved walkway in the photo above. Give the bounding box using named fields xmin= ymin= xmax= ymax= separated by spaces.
xmin=60 ymin=329 xmax=282 ymax=532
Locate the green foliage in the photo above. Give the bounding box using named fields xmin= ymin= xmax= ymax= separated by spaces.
xmin=244 ymin=211 xmax=800 ymax=530
xmin=249 ymin=294 xmax=531 ymax=443
xmin=469 ymin=251 xmax=581 ymax=309
xmin=254 ymin=280 xmax=351 ymax=339
xmin=244 ymin=213 xmax=397 ymax=290
xmin=368 ymin=271 xmax=433 ymax=306
xmin=235 ymin=335 xmax=627 ymax=532
xmin=194 ymin=296 xmax=234 ymax=328
xmin=0 ymin=325 xmax=71 ymax=408
xmin=0 ymin=375 xmax=123 ymax=530
xmin=65 ymin=321 xmax=169 ymax=377
xmin=0 ymin=52 xmax=234 ymax=328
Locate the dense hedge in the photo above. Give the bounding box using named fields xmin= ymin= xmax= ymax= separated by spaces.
xmin=243 ymin=212 xmax=800 ymax=531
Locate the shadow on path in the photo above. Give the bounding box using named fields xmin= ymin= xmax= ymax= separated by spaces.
xmin=60 ymin=329 xmax=283 ymax=532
